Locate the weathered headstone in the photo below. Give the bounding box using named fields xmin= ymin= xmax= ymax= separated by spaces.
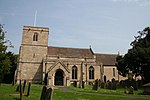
xmin=82 ymin=81 xmax=85 ymax=88
xmin=40 ymin=86 xmax=47 ymax=100
xmin=73 ymin=81 xmax=77 ymax=87
xmin=101 ymin=82 xmax=105 ymax=89
xmin=143 ymin=83 xmax=150 ymax=95
xmin=112 ymin=78 xmax=115 ymax=83
xmin=107 ymin=81 xmax=112 ymax=90
xmin=23 ymin=80 xmax=26 ymax=93
xmin=124 ymin=87 xmax=129 ymax=94
xmin=98 ymin=79 xmax=101 ymax=87
xmin=111 ymin=82 xmax=117 ymax=90
xmin=45 ymin=87 xmax=53 ymax=100
xmin=129 ymin=86 xmax=134 ymax=94
xmin=20 ymin=80 xmax=22 ymax=100
xmin=133 ymin=81 xmax=138 ymax=91
xmin=16 ymin=85 xmax=20 ymax=91
xmin=93 ymin=79 xmax=98 ymax=90
xmin=26 ymin=82 xmax=31 ymax=96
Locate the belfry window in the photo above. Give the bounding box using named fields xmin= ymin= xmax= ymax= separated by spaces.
xmin=33 ymin=32 xmax=38 ymax=41
xmin=113 ymin=68 xmax=115 ymax=77
xmin=89 ymin=66 xmax=94 ymax=79
xmin=72 ymin=65 xmax=77 ymax=79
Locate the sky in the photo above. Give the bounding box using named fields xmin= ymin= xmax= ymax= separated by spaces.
xmin=0 ymin=0 xmax=150 ymax=54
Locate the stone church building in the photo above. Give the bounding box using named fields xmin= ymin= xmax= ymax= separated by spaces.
xmin=16 ymin=26 xmax=124 ymax=86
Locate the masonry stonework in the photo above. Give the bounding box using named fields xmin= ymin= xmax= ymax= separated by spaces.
xmin=16 ymin=26 xmax=125 ymax=86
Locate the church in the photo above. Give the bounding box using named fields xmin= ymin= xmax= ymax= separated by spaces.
xmin=16 ymin=26 xmax=125 ymax=86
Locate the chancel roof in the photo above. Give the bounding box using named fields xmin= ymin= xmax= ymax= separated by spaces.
xmin=48 ymin=46 xmax=94 ymax=58
xmin=95 ymin=54 xmax=117 ymax=66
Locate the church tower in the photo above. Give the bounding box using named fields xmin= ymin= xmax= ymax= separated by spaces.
xmin=16 ymin=26 xmax=49 ymax=83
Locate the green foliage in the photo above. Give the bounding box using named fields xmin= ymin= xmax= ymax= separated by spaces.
xmin=0 ymin=24 xmax=18 ymax=83
xmin=116 ymin=27 xmax=150 ymax=83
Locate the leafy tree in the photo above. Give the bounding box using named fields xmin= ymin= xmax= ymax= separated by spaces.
xmin=3 ymin=52 xmax=18 ymax=83
xmin=0 ymin=24 xmax=18 ymax=84
xmin=116 ymin=27 xmax=150 ymax=83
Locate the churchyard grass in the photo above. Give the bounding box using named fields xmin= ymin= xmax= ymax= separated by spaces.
xmin=67 ymin=85 xmax=144 ymax=95
xmin=0 ymin=84 xmax=150 ymax=100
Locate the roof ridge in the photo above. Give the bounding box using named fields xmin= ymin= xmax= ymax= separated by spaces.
xmin=48 ymin=46 xmax=90 ymax=50
xmin=95 ymin=53 xmax=117 ymax=56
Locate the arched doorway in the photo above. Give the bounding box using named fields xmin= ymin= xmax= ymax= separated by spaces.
xmin=54 ymin=69 xmax=64 ymax=86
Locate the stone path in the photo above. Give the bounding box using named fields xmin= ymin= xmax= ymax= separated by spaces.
xmin=57 ymin=86 xmax=150 ymax=100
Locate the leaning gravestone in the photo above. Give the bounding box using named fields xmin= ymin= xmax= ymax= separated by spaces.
xmin=45 ymin=87 xmax=53 ymax=100
xmin=40 ymin=86 xmax=47 ymax=100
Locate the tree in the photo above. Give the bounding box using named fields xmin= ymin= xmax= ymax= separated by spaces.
xmin=0 ymin=24 xmax=17 ymax=84
xmin=3 ymin=52 xmax=18 ymax=83
xmin=116 ymin=27 xmax=150 ymax=83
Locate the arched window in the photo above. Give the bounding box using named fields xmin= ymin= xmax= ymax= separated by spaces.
xmin=33 ymin=32 xmax=38 ymax=41
xmin=113 ymin=68 xmax=115 ymax=77
xmin=89 ymin=66 xmax=94 ymax=79
xmin=72 ymin=65 xmax=77 ymax=79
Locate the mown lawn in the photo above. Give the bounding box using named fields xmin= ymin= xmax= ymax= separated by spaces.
xmin=0 ymin=84 xmax=150 ymax=100
xmin=67 ymin=85 xmax=144 ymax=95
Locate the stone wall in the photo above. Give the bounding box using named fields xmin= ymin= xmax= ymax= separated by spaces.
xmin=16 ymin=26 xmax=49 ymax=83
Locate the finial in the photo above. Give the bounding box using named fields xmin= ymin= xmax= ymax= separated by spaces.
xmin=89 ymin=45 xmax=91 ymax=49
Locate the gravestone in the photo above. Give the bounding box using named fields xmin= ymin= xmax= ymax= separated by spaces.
xmin=45 ymin=87 xmax=53 ymax=100
xmin=133 ymin=81 xmax=138 ymax=91
xmin=108 ymin=81 xmax=112 ymax=90
xmin=26 ymin=82 xmax=31 ymax=96
xmin=73 ymin=81 xmax=77 ymax=87
xmin=106 ymin=80 xmax=111 ymax=89
xmin=92 ymin=79 xmax=98 ymax=90
xmin=16 ymin=85 xmax=20 ymax=91
xmin=101 ymin=82 xmax=105 ymax=89
xmin=143 ymin=83 xmax=150 ymax=95
xmin=23 ymin=80 xmax=26 ymax=93
xmin=20 ymin=80 xmax=22 ymax=100
xmin=98 ymin=79 xmax=101 ymax=87
xmin=129 ymin=86 xmax=134 ymax=94
xmin=112 ymin=78 xmax=115 ymax=83
xmin=40 ymin=86 xmax=47 ymax=100
xmin=111 ymin=82 xmax=117 ymax=90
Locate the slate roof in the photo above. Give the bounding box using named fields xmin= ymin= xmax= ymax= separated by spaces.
xmin=48 ymin=46 xmax=117 ymax=66
xmin=48 ymin=46 xmax=94 ymax=58
xmin=95 ymin=54 xmax=117 ymax=66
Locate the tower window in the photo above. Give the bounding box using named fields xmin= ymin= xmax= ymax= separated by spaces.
xmin=33 ymin=32 xmax=38 ymax=41
xmin=113 ymin=68 xmax=115 ymax=77
xmin=89 ymin=66 xmax=94 ymax=79
xmin=72 ymin=65 xmax=77 ymax=79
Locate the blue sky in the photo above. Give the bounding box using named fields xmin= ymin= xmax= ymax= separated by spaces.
xmin=0 ymin=0 xmax=150 ymax=54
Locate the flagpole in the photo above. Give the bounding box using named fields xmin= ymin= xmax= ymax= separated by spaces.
xmin=34 ymin=11 xmax=37 ymax=26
